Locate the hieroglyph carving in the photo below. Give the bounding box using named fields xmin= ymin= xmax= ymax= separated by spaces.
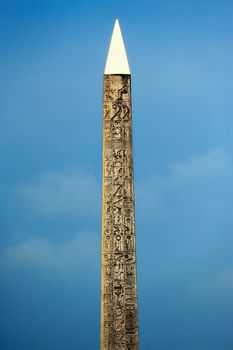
xmin=101 ymin=75 xmax=139 ymax=350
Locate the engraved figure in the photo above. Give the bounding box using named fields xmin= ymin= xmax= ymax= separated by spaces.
xmin=111 ymin=103 xmax=122 ymax=120
xmin=104 ymin=235 xmax=111 ymax=251
xmin=114 ymin=262 xmax=124 ymax=281
xmin=122 ymin=104 xmax=130 ymax=121
xmin=112 ymin=120 xmax=122 ymax=140
xmin=125 ymin=235 xmax=134 ymax=252
xmin=118 ymin=80 xmax=129 ymax=100
xmin=114 ymin=235 xmax=122 ymax=252
xmin=104 ymin=104 xmax=111 ymax=119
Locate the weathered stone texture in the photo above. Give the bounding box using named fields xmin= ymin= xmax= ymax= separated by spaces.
xmin=101 ymin=75 xmax=139 ymax=350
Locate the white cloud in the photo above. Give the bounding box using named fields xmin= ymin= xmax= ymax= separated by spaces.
xmin=135 ymin=145 xmax=233 ymax=272
xmin=136 ymin=146 xmax=233 ymax=206
xmin=13 ymin=169 xmax=100 ymax=218
xmin=0 ymin=231 xmax=99 ymax=272
xmin=169 ymin=147 xmax=232 ymax=184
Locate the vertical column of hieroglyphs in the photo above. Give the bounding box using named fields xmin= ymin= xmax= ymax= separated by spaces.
xmin=101 ymin=74 xmax=139 ymax=350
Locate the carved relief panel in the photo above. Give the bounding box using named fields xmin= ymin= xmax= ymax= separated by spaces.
xmin=101 ymin=75 xmax=139 ymax=350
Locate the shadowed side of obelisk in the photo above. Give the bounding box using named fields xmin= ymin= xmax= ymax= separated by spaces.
xmin=100 ymin=20 xmax=139 ymax=350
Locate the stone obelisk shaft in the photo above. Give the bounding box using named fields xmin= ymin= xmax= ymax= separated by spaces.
xmin=100 ymin=71 xmax=139 ymax=349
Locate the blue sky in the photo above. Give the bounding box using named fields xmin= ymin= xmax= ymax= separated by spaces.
xmin=0 ymin=0 xmax=233 ymax=349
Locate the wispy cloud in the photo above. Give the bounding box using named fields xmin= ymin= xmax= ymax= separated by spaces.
xmin=0 ymin=231 xmax=99 ymax=272
xmin=136 ymin=146 xmax=233 ymax=219
xmin=12 ymin=169 xmax=101 ymax=219
xmin=170 ymin=146 xmax=232 ymax=183
xmin=191 ymin=267 xmax=233 ymax=308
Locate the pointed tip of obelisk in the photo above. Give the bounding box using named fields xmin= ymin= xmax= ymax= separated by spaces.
xmin=104 ymin=19 xmax=130 ymax=75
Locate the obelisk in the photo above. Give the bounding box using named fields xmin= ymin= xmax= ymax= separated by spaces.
xmin=100 ymin=19 xmax=139 ymax=350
